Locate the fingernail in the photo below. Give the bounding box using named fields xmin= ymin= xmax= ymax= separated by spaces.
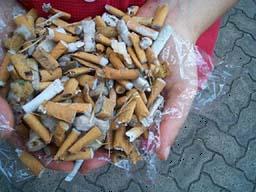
xmin=160 ymin=146 xmax=170 ymax=160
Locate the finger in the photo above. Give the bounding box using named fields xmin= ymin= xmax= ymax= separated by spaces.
xmin=79 ymin=150 xmax=110 ymax=175
xmin=157 ymin=81 xmax=196 ymax=160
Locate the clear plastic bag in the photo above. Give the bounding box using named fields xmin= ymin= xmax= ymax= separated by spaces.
xmin=0 ymin=0 xmax=231 ymax=184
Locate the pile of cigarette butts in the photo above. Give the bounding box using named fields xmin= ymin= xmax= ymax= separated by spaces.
xmin=0 ymin=3 xmax=172 ymax=181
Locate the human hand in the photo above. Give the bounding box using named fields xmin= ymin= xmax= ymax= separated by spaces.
xmin=138 ymin=0 xmax=198 ymax=160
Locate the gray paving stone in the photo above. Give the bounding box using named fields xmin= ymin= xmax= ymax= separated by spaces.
xmin=58 ymin=174 xmax=104 ymax=192
xmin=245 ymin=58 xmax=256 ymax=81
xmin=121 ymin=181 xmax=142 ymax=192
xmin=215 ymin=22 xmax=243 ymax=58
xmin=84 ymin=164 xmax=110 ymax=183
xmin=96 ymin=165 xmax=132 ymax=192
xmin=169 ymin=140 xmax=213 ymax=190
xmin=236 ymin=0 xmax=256 ymax=18
xmin=237 ymin=139 xmax=256 ymax=181
xmin=172 ymin=113 xmax=207 ymax=154
xmin=229 ymin=11 xmax=256 ymax=40
xmin=197 ymin=119 xmax=245 ymax=165
xmin=0 ymin=174 xmax=10 ymax=192
xmin=236 ymin=34 xmax=256 ymax=57
xmin=22 ymin=171 xmax=65 ymax=192
xmin=188 ymin=173 xmax=222 ymax=192
xmin=221 ymin=8 xmax=237 ymax=28
xmin=252 ymin=92 xmax=256 ymax=101
xmin=204 ymin=155 xmax=254 ymax=192
xmin=155 ymin=151 xmax=180 ymax=175
xmin=229 ymin=101 xmax=256 ymax=147
xmin=224 ymin=75 xmax=252 ymax=116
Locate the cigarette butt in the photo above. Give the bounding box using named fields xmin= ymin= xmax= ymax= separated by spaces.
xmin=50 ymin=41 xmax=68 ymax=59
xmin=82 ymin=84 xmax=95 ymax=106
xmin=125 ymin=126 xmax=146 ymax=142
xmin=129 ymin=146 xmax=142 ymax=164
xmin=47 ymin=28 xmax=79 ymax=43
xmin=52 ymin=78 xmax=79 ymax=102
xmin=72 ymin=52 xmax=108 ymax=66
xmin=35 ymin=81 xmax=52 ymax=91
xmin=147 ymin=78 xmax=166 ymax=108
xmin=127 ymin=89 xmax=149 ymax=121
xmin=53 ymin=121 xmax=70 ymax=147
xmin=7 ymin=65 xmax=20 ymax=80
xmin=129 ymin=32 xmax=147 ymax=64
xmin=106 ymin=47 xmax=113 ymax=57
xmin=95 ymin=34 xmax=112 ymax=46
xmin=96 ymin=43 xmax=106 ymax=53
xmin=33 ymin=48 xmax=59 ymax=70
xmin=131 ymin=16 xmax=153 ymax=27
xmin=109 ymin=88 xmax=117 ymax=105
xmin=61 ymin=148 xmax=94 ymax=161
xmin=10 ymin=54 xmax=33 ymax=81
xmin=127 ymin=6 xmax=139 ymax=16
xmin=54 ymin=128 xmax=81 ymax=160
xmin=105 ymin=129 xmax=114 ymax=150
xmin=74 ymin=58 xmax=101 ymax=70
xmin=76 ymin=74 xmax=96 ymax=88
xmin=139 ymin=91 xmax=147 ymax=104
xmin=14 ymin=15 xmax=35 ymax=38
xmin=43 ymin=4 xmax=71 ymax=20
xmin=40 ymin=68 xmax=62 ymax=82
xmin=3 ymin=34 xmax=24 ymax=51
xmin=65 ymin=67 xmax=94 ymax=77
xmin=117 ymin=96 xmax=128 ymax=107
xmin=69 ymin=103 xmax=92 ymax=113
xmin=105 ymin=4 xmax=126 ymax=18
xmin=72 ymin=93 xmax=85 ymax=103
xmin=122 ymin=15 xmax=131 ymax=23
xmin=117 ymin=80 xmax=133 ymax=90
xmin=115 ymin=98 xmax=136 ymax=125
xmin=154 ymin=60 xmax=171 ymax=78
xmin=115 ymin=84 xmax=126 ymax=94
xmin=98 ymin=67 xmax=139 ymax=80
xmin=95 ymin=16 xmax=106 ymax=28
xmin=146 ymin=47 xmax=160 ymax=66
xmin=69 ymin=126 xmax=102 ymax=154
xmin=40 ymin=101 xmax=77 ymax=123
xmin=52 ymin=18 xmax=77 ymax=34
xmin=143 ymin=129 xmax=149 ymax=139
xmin=23 ymin=113 xmax=52 ymax=144
xmin=0 ymin=55 xmax=10 ymax=86
xmin=109 ymin=52 xmax=125 ymax=69
xmin=113 ymin=127 xmax=133 ymax=155
xmin=95 ymin=96 xmax=115 ymax=119
xmin=152 ymin=4 xmax=169 ymax=30
xmin=127 ymin=20 xmax=159 ymax=40
xmin=16 ymin=123 xmax=30 ymax=141
xmin=17 ymin=150 xmax=45 ymax=177
xmin=127 ymin=47 xmax=143 ymax=71
xmin=27 ymin=8 xmax=38 ymax=22
xmin=97 ymin=26 xmax=118 ymax=38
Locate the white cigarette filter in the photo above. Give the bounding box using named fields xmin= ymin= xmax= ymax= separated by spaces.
xmin=82 ymin=20 xmax=96 ymax=52
xmin=72 ymin=52 xmax=109 ymax=66
xmin=151 ymin=25 xmax=173 ymax=56
xmin=22 ymin=79 xmax=64 ymax=113
xmin=126 ymin=126 xmax=146 ymax=142
xmin=102 ymin=12 xmax=119 ymax=27
xmin=65 ymin=160 xmax=84 ymax=182
xmin=117 ymin=20 xmax=132 ymax=47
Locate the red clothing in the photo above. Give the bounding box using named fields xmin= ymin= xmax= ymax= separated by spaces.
xmin=19 ymin=0 xmax=220 ymax=87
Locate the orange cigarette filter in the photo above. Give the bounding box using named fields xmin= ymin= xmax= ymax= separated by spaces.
xmin=115 ymin=84 xmax=126 ymax=95
xmin=104 ymin=129 xmax=114 ymax=150
xmin=131 ymin=16 xmax=153 ymax=27
xmin=47 ymin=6 xmax=71 ymax=20
xmin=14 ymin=15 xmax=35 ymax=37
xmin=18 ymin=150 xmax=45 ymax=177
xmin=3 ymin=34 xmax=24 ymax=51
xmin=40 ymin=68 xmax=62 ymax=82
xmin=105 ymin=4 xmax=126 ymax=18
xmin=33 ymin=48 xmax=59 ymax=70
xmin=48 ymin=29 xmax=79 ymax=43
xmin=82 ymin=84 xmax=95 ymax=106
xmin=147 ymin=78 xmax=166 ymax=108
xmin=50 ymin=41 xmax=68 ymax=59
xmin=113 ymin=127 xmax=133 ymax=155
xmin=72 ymin=93 xmax=85 ymax=103
xmin=26 ymin=8 xmax=38 ymax=22
xmin=61 ymin=148 xmax=94 ymax=161
xmin=95 ymin=34 xmax=112 ymax=46
xmin=53 ymin=121 xmax=70 ymax=147
xmin=129 ymin=145 xmax=142 ymax=164
xmin=65 ymin=67 xmax=94 ymax=77
xmin=115 ymin=98 xmax=137 ymax=125
xmin=109 ymin=52 xmax=125 ymax=69
xmin=74 ymin=58 xmax=101 ymax=70
xmin=0 ymin=55 xmax=10 ymax=85
xmin=139 ymin=90 xmax=147 ymax=104
xmin=95 ymin=96 xmax=115 ymax=119
xmin=76 ymin=74 xmax=96 ymax=88
xmin=73 ymin=52 xmax=108 ymax=66
xmin=152 ymin=4 xmax=169 ymax=30
xmin=54 ymin=128 xmax=81 ymax=160
xmin=23 ymin=113 xmax=52 ymax=144
xmin=129 ymin=32 xmax=147 ymax=64
xmin=52 ymin=19 xmax=77 ymax=35
xmin=95 ymin=16 xmax=106 ymax=28
xmin=117 ymin=96 xmax=128 ymax=107
xmin=69 ymin=126 xmax=102 ymax=154
xmin=97 ymin=26 xmax=118 ymax=38
xmin=127 ymin=47 xmax=143 ymax=71
xmin=99 ymin=67 xmax=139 ymax=80
xmin=96 ymin=43 xmax=106 ymax=53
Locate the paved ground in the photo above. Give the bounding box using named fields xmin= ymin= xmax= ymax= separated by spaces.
xmin=1 ymin=0 xmax=256 ymax=191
